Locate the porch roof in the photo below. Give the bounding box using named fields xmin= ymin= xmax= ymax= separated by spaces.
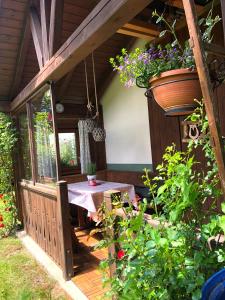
xmin=0 ymin=0 xmax=214 ymax=112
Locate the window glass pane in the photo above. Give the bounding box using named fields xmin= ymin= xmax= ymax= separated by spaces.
xmin=59 ymin=133 xmax=78 ymax=168
xmin=18 ymin=108 xmax=32 ymax=180
xmin=31 ymin=89 xmax=57 ymax=184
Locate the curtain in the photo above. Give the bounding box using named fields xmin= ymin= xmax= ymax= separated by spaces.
xmin=78 ymin=120 xmax=91 ymax=174
xmin=36 ymin=125 xmax=56 ymax=179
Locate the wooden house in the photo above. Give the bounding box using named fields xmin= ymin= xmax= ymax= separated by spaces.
xmin=1 ymin=0 xmax=225 ymax=298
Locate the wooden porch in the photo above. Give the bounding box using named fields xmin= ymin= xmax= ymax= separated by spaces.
xmin=1 ymin=0 xmax=225 ymax=299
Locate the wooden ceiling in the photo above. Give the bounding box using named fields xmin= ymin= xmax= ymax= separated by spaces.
xmin=0 ymin=0 xmax=215 ymax=109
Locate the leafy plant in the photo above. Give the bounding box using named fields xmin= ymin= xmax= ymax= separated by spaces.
xmin=0 ymin=113 xmax=18 ymax=238
xmin=110 ymin=6 xmax=220 ymax=88
xmin=96 ymin=103 xmax=225 ymax=300
xmin=87 ymin=162 xmax=96 ymax=175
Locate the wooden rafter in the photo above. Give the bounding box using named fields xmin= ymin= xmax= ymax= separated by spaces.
xmin=49 ymin=0 xmax=64 ymax=57
xmin=30 ymin=6 xmax=43 ymax=68
xmin=166 ymin=0 xmax=203 ymax=13
xmin=220 ymin=0 xmax=225 ymax=45
xmin=118 ymin=19 xmax=159 ymax=40
xmin=40 ymin=0 xmax=50 ymax=63
xmin=11 ymin=0 xmax=153 ymax=111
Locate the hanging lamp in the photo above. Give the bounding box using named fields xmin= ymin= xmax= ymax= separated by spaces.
xmin=83 ymin=59 xmax=96 ymax=133
xmin=91 ymin=52 xmax=106 ymax=142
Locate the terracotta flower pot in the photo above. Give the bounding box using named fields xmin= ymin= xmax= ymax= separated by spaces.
xmin=149 ymin=68 xmax=202 ymax=116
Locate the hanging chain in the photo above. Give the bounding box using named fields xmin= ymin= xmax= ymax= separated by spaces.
xmin=84 ymin=59 xmax=93 ymax=112
xmin=91 ymin=52 xmax=99 ymax=118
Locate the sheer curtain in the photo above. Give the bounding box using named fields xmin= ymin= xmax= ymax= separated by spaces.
xmin=78 ymin=120 xmax=91 ymax=174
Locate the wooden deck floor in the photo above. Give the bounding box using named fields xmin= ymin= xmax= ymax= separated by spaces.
xmin=71 ymin=229 xmax=108 ymax=300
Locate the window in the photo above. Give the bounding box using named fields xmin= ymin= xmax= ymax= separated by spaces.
xmin=18 ymin=108 xmax=32 ymax=181
xmin=59 ymin=130 xmax=80 ymax=174
xmin=31 ymin=89 xmax=57 ymax=184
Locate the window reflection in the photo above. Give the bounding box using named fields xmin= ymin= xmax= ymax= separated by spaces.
xmin=18 ymin=108 xmax=32 ymax=181
xmin=31 ymin=89 xmax=57 ymax=184
xmin=59 ymin=132 xmax=78 ymax=169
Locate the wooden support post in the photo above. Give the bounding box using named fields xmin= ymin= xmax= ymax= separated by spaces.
xmin=50 ymin=83 xmax=61 ymax=181
xmin=182 ymin=0 xmax=225 ymax=194
xmin=30 ymin=7 xmax=44 ymax=68
xmin=49 ymin=0 xmax=64 ymax=57
xmin=56 ymin=181 xmax=73 ymax=280
xmin=104 ymin=190 xmax=121 ymax=278
xmin=220 ymin=0 xmax=225 ymax=46
xmin=40 ymin=0 xmax=50 ymax=63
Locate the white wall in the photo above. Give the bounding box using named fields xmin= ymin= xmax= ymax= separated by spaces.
xmin=101 ymin=40 xmax=152 ymax=169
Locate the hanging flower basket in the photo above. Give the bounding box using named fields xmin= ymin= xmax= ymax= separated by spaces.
xmin=149 ymin=68 xmax=202 ymax=116
xmin=84 ymin=118 xmax=96 ymax=133
xmin=92 ymin=127 xmax=106 ymax=142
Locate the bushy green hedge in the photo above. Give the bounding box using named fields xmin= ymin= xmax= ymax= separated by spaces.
xmin=0 ymin=113 xmax=18 ymax=238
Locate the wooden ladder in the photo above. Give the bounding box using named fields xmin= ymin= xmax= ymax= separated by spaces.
xmin=182 ymin=0 xmax=225 ymax=195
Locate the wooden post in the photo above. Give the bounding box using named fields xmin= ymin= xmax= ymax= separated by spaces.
xmin=50 ymin=83 xmax=61 ymax=181
xmin=26 ymin=102 xmax=37 ymax=185
xmin=182 ymin=0 xmax=225 ymax=195
xmin=56 ymin=181 xmax=73 ymax=280
xmin=103 ymin=190 xmax=121 ymax=278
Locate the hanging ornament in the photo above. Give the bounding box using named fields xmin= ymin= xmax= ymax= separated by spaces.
xmin=83 ymin=59 xmax=96 ymax=133
xmin=91 ymin=52 xmax=106 ymax=142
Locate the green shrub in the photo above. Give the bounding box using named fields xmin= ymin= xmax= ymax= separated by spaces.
xmin=0 ymin=113 xmax=18 ymax=238
xmin=97 ymin=103 xmax=225 ymax=300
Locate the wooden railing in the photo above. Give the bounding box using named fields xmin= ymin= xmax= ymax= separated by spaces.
xmin=19 ymin=180 xmax=73 ymax=280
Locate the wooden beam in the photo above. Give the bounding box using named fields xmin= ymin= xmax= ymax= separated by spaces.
xmin=117 ymin=27 xmax=156 ymax=40
xmin=118 ymin=19 xmax=159 ymax=40
xmin=0 ymin=101 xmax=10 ymax=112
xmin=30 ymin=6 xmax=44 ymax=68
xmin=220 ymin=0 xmax=225 ymax=46
xmin=10 ymin=9 xmax=31 ymax=100
xmin=11 ymin=0 xmax=153 ymax=112
xmin=40 ymin=0 xmax=50 ymax=63
xmin=123 ymin=19 xmax=159 ymax=36
xmin=182 ymin=0 xmax=225 ymax=194
xmin=166 ymin=0 xmax=203 ymax=13
xmin=49 ymin=0 xmax=64 ymax=57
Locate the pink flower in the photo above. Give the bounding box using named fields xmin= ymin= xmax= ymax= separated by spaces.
xmin=117 ymin=249 xmax=125 ymax=260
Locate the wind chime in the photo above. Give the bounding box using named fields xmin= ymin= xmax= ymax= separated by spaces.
xmin=83 ymin=52 xmax=106 ymax=142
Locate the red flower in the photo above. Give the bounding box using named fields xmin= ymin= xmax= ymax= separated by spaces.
xmin=0 ymin=223 xmax=5 ymax=228
xmin=0 ymin=194 xmax=3 ymax=199
xmin=117 ymin=249 xmax=125 ymax=260
xmin=0 ymin=216 xmax=3 ymax=222
xmin=48 ymin=112 xmax=52 ymax=122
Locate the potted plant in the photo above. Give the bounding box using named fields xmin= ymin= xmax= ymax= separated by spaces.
xmin=87 ymin=162 xmax=97 ymax=186
xmin=110 ymin=9 xmax=220 ymax=116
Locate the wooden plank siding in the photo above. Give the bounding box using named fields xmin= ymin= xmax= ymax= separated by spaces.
xmin=0 ymin=0 xmax=28 ymax=101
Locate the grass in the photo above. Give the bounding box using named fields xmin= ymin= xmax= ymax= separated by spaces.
xmin=0 ymin=236 xmax=68 ymax=300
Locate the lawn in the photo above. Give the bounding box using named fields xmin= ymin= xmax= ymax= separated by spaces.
xmin=0 ymin=236 xmax=68 ymax=300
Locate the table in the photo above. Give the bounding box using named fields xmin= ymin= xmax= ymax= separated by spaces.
xmin=68 ymin=180 xmax=136 ymax=220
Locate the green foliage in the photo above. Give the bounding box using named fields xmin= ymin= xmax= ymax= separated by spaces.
xmin=0 ymin=113 xmax=18 ymax=238
xmin=110 ymin=7 xmax=220 ymax=88
xmin=87 ymin=162 xmax=96 ymax=175
xmin=0 ymin=194 xmax=17 ymax=238
xmin=97 ymin=103 xmax=225 ymax=300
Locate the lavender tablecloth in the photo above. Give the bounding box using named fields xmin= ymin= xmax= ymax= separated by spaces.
xmin=68 ymin=180 xmax=135 ymax=219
